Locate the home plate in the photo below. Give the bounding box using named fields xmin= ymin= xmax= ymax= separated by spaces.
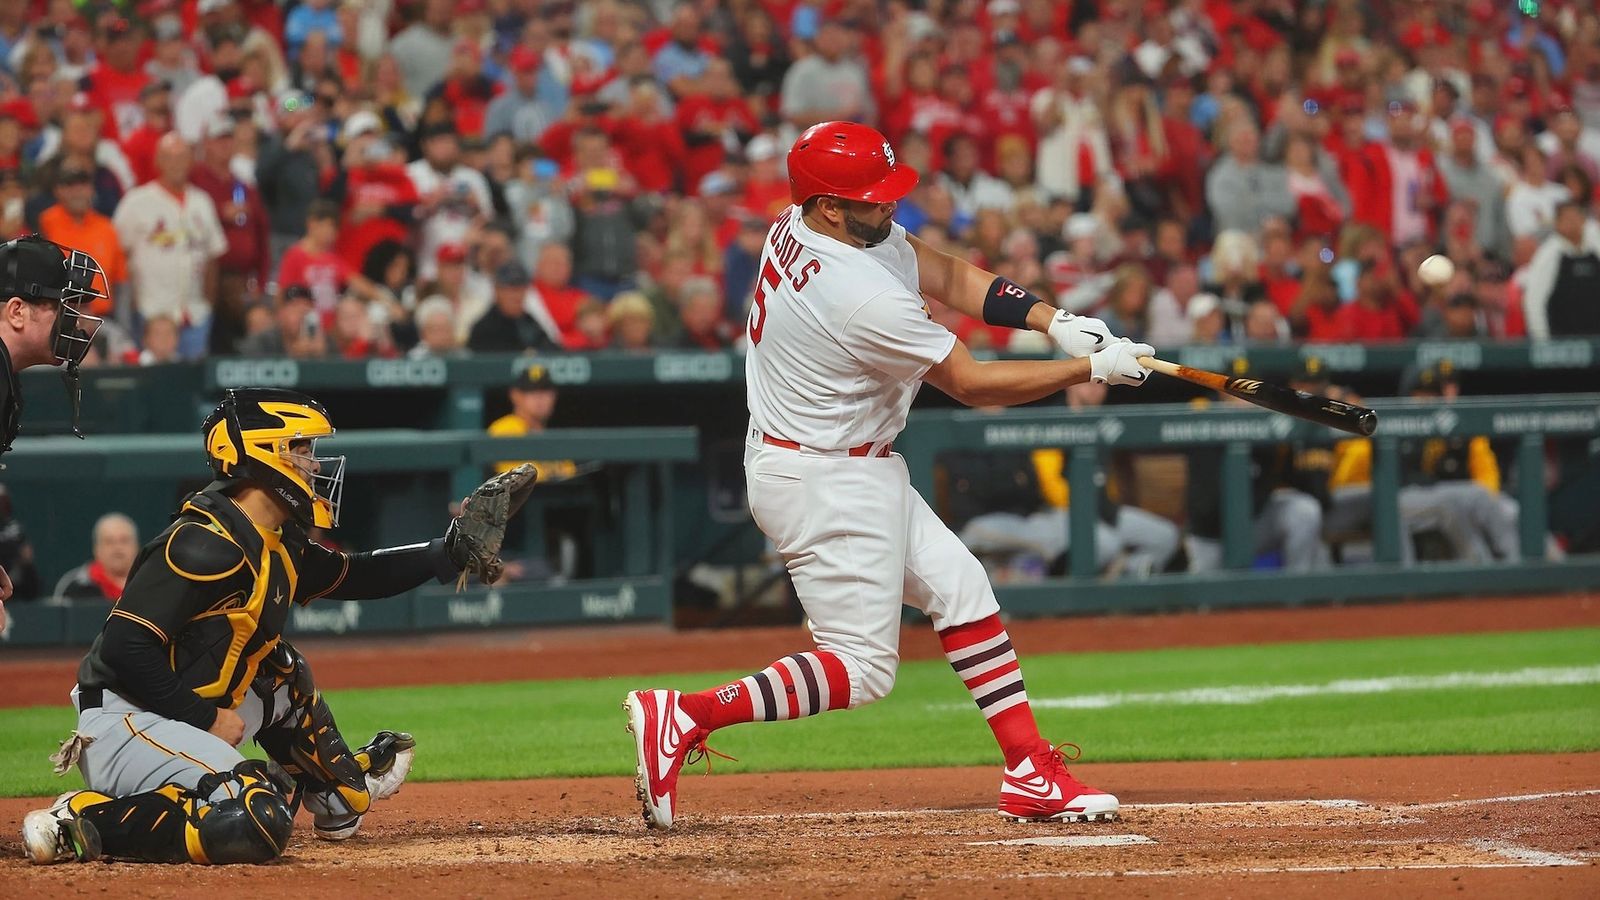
xmin=969 ymin=834 xmax=1157 ymax=848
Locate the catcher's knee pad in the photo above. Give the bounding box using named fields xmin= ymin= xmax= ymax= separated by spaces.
xmin=72 ymin=762 xmax=292 ymax=865
xmin=191 ymin=778 xmax=294 ymax=864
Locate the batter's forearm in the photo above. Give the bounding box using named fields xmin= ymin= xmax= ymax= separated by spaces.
xmin=930 ymin=356 xmax=1093 ymax=407
xmin=916 ymin=239 xmax=1055 ymax=332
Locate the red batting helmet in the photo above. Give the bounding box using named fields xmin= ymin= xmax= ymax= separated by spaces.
xmin=787 ymin=121 xmax=919 ymax=206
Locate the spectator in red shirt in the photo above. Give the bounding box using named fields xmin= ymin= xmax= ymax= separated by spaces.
xmin=978 ymin=45 xmax=1036 ymax=170
xmin=1334 ymin=260 xmax=1412 ymax=341
xmin=120 ymin=83 xmax=174 ymax=187
xmin=190 ymin=118 xmax=270 ymax=355
xmin=84 ymin=17 xmax=152 ymax=142
xmin=880 ymin=51 xmax=942 ymax=145
xmin=1354 ymin=100 xmax=1449 ymax=245
xmin=275 ymin=199 xmax=388 ymax=323
xmin=527 ymin=243 xmax=593 ymax=347
xmin=428 ymin=39 xmax=499 ymax=139
xmin=675 ymin=57 xmax=761 ymax=195
xmin=612 ymin=81 xmax=687 ymax=195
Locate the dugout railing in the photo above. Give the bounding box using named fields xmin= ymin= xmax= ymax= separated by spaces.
xmin=895 ymin=395 xmax=1600 ymax=616
xmin=0 ymin=428 xmax=695 ymax=646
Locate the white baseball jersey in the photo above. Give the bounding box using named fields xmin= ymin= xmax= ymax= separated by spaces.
xmin=744 ymin=205 xmax=956 ymax=451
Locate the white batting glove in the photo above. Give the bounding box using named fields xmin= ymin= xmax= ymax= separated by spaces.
xmin=1089 ymin=339 xmax=1155 ymax=386
xmin=1046 ymin=310 xmax=1115 ymax=358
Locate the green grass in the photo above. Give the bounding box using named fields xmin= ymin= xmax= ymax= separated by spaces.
xmin=2 ymin=628 xmax=1597 ymax=798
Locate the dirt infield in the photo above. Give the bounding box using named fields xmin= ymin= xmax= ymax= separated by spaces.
xmin=2 ymin=593 xmax=1595 ymax=707
xmin=1 ymin=593 xmax=1596 ymax=895
xmin=0 ymin=754 xmax=1596 ymax=897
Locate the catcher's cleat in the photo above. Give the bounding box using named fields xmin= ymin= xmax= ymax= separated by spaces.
xmin=624 ymin=689 xmax=732 ymax=830
xmin=313 ymin=731 xmax=415 ymax=841
xmin=21 ymin=792 xmax=103 ymax=865
xmin=998 ymin=741 xmax=1119 ymax=824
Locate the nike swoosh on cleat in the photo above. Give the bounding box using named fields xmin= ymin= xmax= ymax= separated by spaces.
xmin=1005 ymin=774 xmax=1062 ymax=800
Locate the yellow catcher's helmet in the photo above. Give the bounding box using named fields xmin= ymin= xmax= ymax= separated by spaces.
xmin=201 ymin=388 xmax=346 ymax=528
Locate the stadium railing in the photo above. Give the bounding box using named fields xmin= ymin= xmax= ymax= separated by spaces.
xmin=0 ymin=428 xmax=696 ymax=646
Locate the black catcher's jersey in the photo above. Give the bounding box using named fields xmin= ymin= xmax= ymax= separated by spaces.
xmin=79 ymin=482 xmax=457 ymax=729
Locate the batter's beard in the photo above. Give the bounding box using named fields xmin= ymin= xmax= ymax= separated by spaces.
xmin=845 ymin=211 xmax=893 ymax=247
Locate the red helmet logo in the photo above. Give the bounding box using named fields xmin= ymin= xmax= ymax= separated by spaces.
xmin=786 ymin=121 xmax=919 ymax=206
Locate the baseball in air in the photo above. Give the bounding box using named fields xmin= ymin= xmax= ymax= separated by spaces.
xmin=1417 ymin=254 xmax=1456 ymax=287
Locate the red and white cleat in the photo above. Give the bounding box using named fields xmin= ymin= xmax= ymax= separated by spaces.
xmin=624 ymin=689 xmax=728 ymax=830
xmin=998 ymin=741 xmax=1119 ymax=823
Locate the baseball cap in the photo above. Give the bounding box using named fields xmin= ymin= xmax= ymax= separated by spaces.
xmin=204 ymin=116 xmax=236 ymax=139
xmin=512 ymin=362 xmax=555 ymax=391
xmin=508 ymin=46 xmax=541 ymax=74
xmin=495 ymin=260 xmax=530 ymax=286
xmin=0 ymin=98 xmax=39 ymax=129
xmin=57 ymin=166 xmax=93 ymax=185
xmin=282 ymin=284 xmax=314 ymax=304
xmin=437 ymin=243 xmax=467 ymax=265
xmin=698 ymin=170 xmax=738 ymax=196
xmin=1064 ymin=213 xmax=1100 ymax=241
xmin=1186 ymin=293 xmax=1222 ymax=320
xmin=343 ymin=110 xmax=383 ymax=140
xmin=745 ymin=133 xmax=780 ymax=162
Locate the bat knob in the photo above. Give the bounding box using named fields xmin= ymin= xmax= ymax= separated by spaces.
xmin=1358 ymin=410 xmax=1379 ymax=436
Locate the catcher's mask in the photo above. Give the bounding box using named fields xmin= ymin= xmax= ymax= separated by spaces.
xmin=202 ymin=388 xmax=346 ymax=528
xmin=0 ymin=235 xmax=108 ymax=437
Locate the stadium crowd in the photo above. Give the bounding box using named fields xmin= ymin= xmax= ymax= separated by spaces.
xmin=0 ymin=0 xmax=1596 ymax=368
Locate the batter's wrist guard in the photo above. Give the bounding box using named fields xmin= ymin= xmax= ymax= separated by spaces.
xmin=983 ymin=276 xmax=1044 ymax=330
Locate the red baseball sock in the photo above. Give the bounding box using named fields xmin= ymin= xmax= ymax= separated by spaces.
xmin=938 ymin=614 xmax=1043 ymax=767
xmin=679 ymin=651 xmax=852 ymax=732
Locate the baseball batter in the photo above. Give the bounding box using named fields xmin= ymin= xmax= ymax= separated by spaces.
xmin=21 ymin=388 xmax=526 ymax=866
xmin=627 ymin=122 xmax=1154 ymax=829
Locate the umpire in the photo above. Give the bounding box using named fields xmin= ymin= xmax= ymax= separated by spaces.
xmin=0 ymin=234 xmax=107 ymax=628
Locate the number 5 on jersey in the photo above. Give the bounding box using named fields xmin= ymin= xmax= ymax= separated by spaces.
xmin=748 ymin=261 xmax=780 ymax=345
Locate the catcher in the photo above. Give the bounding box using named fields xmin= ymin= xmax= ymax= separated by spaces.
xmin=21 ymin=387 xmax=537 ymax=865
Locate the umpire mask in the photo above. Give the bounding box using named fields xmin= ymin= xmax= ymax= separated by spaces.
xmin=0 ymin=236 xmax=108 ymax=437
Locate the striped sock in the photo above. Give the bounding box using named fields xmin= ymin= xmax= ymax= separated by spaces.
xmin=939 ymin=614 xmax=1042 ymax=767
xmin=680 ymin=651 xmax=852 ymax=732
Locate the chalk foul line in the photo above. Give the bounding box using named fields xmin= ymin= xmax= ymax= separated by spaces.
xmin=925 ymin=665 xmax=1600 ymax=711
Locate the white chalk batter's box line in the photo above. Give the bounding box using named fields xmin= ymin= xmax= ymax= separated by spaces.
xmin=712 ymin=789 xmax=1600 ymax=823
xmin=712 ymin=798 xmax=1372 ymax=822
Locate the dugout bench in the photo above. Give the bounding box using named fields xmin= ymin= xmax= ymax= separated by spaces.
xmin=895 ymin=395 xmax=1600 ymax=615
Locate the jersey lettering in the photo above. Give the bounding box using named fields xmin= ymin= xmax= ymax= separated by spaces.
xmin=792 ymin=258 xmax=821 ymax=291
xmin=749 ymin=260 xmax=780 ymax=345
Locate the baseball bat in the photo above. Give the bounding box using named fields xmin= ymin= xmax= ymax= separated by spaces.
xmin=1137 ymin=356 xmax=1379 ymax=437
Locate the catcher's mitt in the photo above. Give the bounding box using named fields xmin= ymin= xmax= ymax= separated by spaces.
xmin=444 ymin=463 xmax=540 ymax=589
